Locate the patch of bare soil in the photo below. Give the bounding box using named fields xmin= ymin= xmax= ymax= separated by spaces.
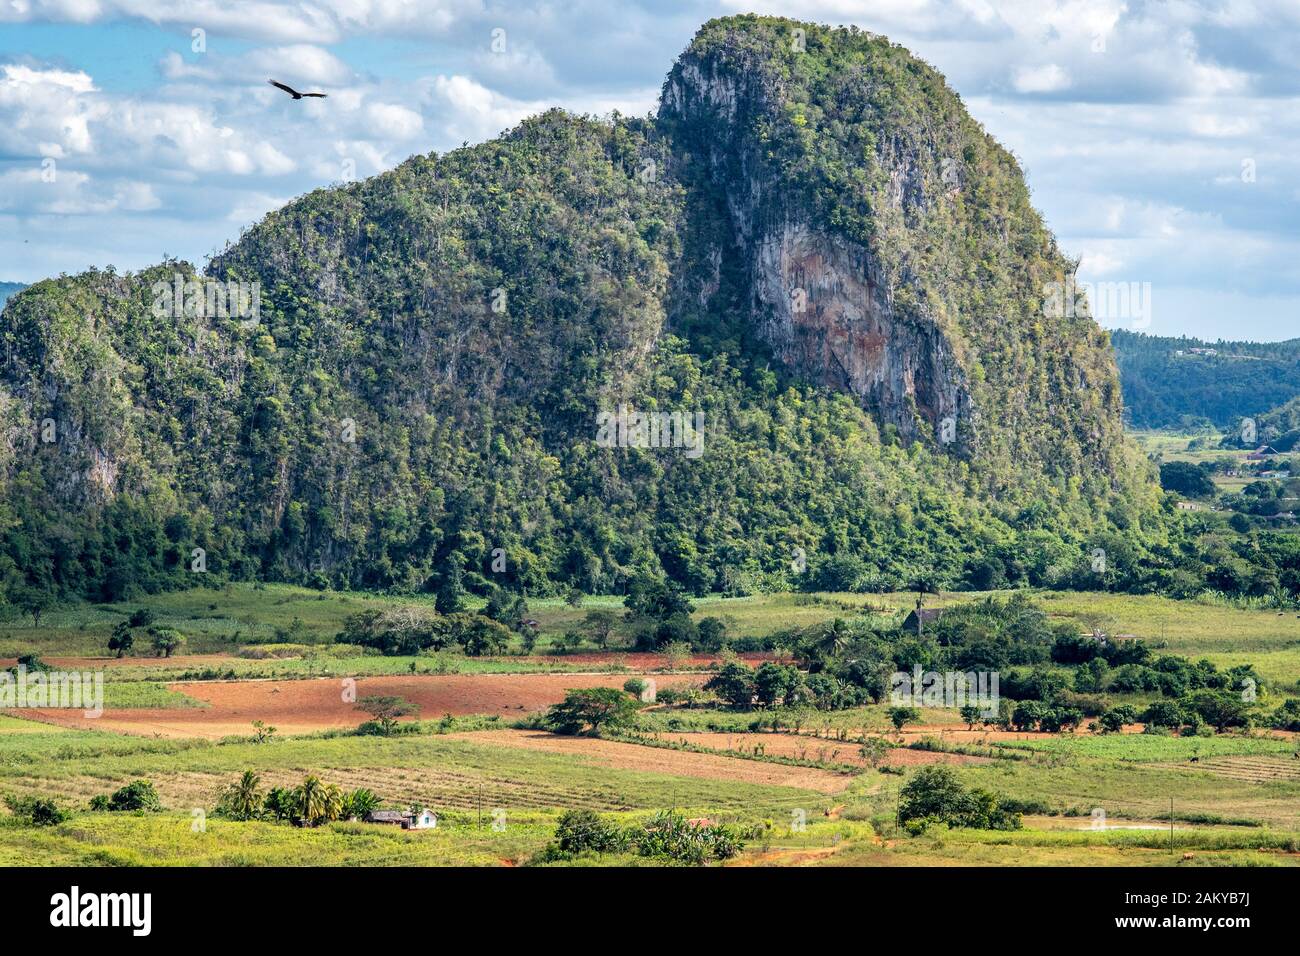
xmin=15 ymin=673 xmax=707 ymax=739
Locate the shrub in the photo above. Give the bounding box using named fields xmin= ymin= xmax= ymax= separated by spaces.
xmin=149 ymin=627 xmax=186 ymax=657
xmin=355 ymin=695 xmax=417 ymax=735
xmin=215 ymin=770 xmax=264 ymax=821
xmin=704 ymin=661 xmax=755 ymax=708
xmin=96 ymin=780 xmax=163 ymax=812
xmin=1098 ymin=705 xmax=1138 ymax=734
xmin=341 ymin=788 xmax=381 ymax=820
xmin=1142 ymin=699 xmax=1187 ymax=730
xmin=336 ymin=606 xmax=447 ymax=656
xmin=1270 ymin=698 xmax=1300 ymax=732
xmin=552 ymin=630 xmax=583 ymax=655
xmin=4 ymin=793 xmax=70 ymax=826
xmin=696 ymin=617 xmax=728 ymax=652
xmin=127 ymin=608 xmax=155 ymax=628
xmin=545 ymin=688 xmax=639 ymax=736
xmin=634 ymin=810 xmax=747 ymax=864
xmin=887 ymin=706 xmax=921 ymax=731
xmin=263 ymin=787 xmax=297 ymax=822
xmin=1180 ymin=689 xmax=1251 ymax=732
xmin=553 ymin=809 xmax=628 ymax=855
xmin=897 ymin=766 xmax=1021 ymax=832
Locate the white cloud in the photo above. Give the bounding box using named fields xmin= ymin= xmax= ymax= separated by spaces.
xmin=1013 ymin=63 xmax=1070 ymax=93
xmin=1 ymin=63 xmax=96 ymax=92
xmin=364 ymin=102 xmax=424 ymax=140
xmin=424 ymin=74 xmax=543 ymax=143
xmin=0 ymin=166 xmax=160 ymax=214
xmin=0 ymin=0 xmax=481 ymax=43
xmin=1188 ymin=113 xmax=1256 ymax=138
xmin=1077 ymin=249 xmax=1123 ymax=276
xmin=245 ymin=45 xmax=352 ymax=87
xmin=226 ymin=190 xmax=292 ymax=223
xmin=161 ymin=45 xmax=351 ymax=89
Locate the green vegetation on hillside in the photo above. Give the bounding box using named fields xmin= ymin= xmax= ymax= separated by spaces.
xmin=0 ymin=16 xmax=1172 ymax=614
xmin=1112 ymin=329 xmax=1300 ymax=430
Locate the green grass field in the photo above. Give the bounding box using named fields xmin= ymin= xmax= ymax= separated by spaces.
xmin=2 ymin=710 xmax=1294 ymax=866
xmin=8 ymin=582 xmax=1300 ymax=683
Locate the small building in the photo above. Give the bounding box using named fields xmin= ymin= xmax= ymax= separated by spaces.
xmin=901 ymin=608 xmax=944 ymax=634
xmin=365 ymin=807 xmax=437 ymax=830
xmin=1247 ymin=446 xmax=1278 ymax=461
xmin=1176 ymin=500 xmax=1203 ymax=511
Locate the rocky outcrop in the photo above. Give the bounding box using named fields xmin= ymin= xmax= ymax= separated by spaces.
xmin=750 ymin=220 xmax=969 ymax=446
xmin=662 ymin=33 xmax=974 ymax=452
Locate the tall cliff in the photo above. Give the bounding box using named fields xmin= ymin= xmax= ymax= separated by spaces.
xmin=0 ymin=16 xmax=1162 ymax=602
xmin=659 ymin=17 xmax=1126 ymax=493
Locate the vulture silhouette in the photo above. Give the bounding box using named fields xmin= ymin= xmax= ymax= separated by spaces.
xmin=268 ymin=80 xmax=328 ymax=100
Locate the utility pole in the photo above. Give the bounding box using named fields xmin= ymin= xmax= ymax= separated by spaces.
xmin=1169 ymin=797 xmax=1174 ymax=854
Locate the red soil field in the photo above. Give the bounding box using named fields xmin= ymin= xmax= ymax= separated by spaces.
xmin=15 ymin=672 xmax=707 ymax=739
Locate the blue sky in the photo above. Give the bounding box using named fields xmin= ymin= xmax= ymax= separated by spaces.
xmin=1 ymin=0 xmax=1297 ymax=341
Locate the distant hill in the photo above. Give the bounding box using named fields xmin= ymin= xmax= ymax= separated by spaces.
xmin=0 ymin=282 xmax=25 ymax=310
xmin=1111 ymin=329 xmax=1300 ymax=429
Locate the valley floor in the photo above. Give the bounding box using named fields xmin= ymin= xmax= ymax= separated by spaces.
xmin=1 ymin=585 xmax=1297 ymax=866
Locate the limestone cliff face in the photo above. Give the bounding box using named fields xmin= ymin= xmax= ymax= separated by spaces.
xmin=750 ymin=220 xmax=969 ymax=445
xmin=660 ymin=17 xmax=1127 ymax=482
xmin=661 ymin=36 xmax=974 ymax=451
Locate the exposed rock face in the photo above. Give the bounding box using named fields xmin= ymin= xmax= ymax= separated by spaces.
xmin=662 ymin=38 xmax=974 ymax=452
xmin=751 ymin=220 xmax=968 ymax=445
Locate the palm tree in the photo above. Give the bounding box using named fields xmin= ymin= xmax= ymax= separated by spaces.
xmin=220 ymin=770 xmax=263 ymax=821
xmin=295 ymin=775 xmax=329 ymax=827
xmin=818 ymin=618 xmax=852 ymax=658
xmin=322 ymin=784 xmax=344 ymax=823
xmin=909 ymin=575 xmax=940 ymax=637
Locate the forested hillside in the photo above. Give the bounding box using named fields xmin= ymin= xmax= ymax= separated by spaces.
xmin=1111 ymin=329 xmax=1300 ymax=429
xmin=9 ymin=15 xmax=1270 ymax=610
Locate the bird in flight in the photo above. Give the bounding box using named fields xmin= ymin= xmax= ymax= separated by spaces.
xmin=268 ymin=80 xmax=327 ymax=100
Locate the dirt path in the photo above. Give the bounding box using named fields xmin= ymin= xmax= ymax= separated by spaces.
xmin=648 ymin=731 xmax=991 ymax=767
xmin=731 ymin=845 xmax=845 ymax=866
